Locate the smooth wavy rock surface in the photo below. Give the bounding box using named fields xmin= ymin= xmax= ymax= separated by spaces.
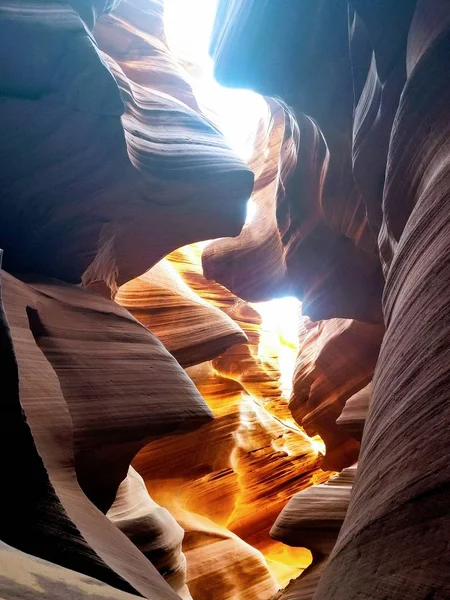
xmin=168 ymin=244 xmax=283 ymax=401
xmin=0 ymin=1 xmax=252 ymax=292
xmin=271 ymin=467 xmax=356 ymax=599
xmin=202 ymin=97 xmax=382 ymax=323
xmin=1 ymin=266 xmax=210 ymax=597
xmin=271 ymin=467 xmax=356 ymax=554
xmin=290 ymin=319 xmax=383 ymax=471
xmin=0 ymin=541 xmax=141 ymax=600
xmin=336 ymin=382 xmax=371 ymax=441
xmin=204 ymin=1 xmax=383 ymax=323
xmin=315 ymin=2 xmax=450 ymax=598
xmin=16 ymin=273 xmax=211 ymax=511
xmin=108 ymin=467 xmax=191 ymax=599
xmin=116 ymin=259 xmax=246 ymax=367
xmin=134 ymin=357 xmax=331 ymax=596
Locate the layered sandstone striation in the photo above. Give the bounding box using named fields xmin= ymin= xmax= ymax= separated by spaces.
xmin=290 ymin=320 xmax=382 ymax=471
xmin=336 ymin=382 xmax=372 ymax=441
xmin=270 ymin=466 xmax=356 ymax=599
xmin=2 ymin=0 xmax=449 ymax=599
xmin=115 ymin=260 xmax=246 ymax=367
xmin=0 ymin=0 xmax=252 ymax=292
xmin=315 ymin=2 xmax=450 ymax=597
xmin=208 ymin=1 xmax=450 ymax=599
xmin=0 ymin=541 xmax=141 ymax=600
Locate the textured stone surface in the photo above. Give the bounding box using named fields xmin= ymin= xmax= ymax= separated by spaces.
xmin=202 ymin=98 xmax=382 ymax=322
xmin=0 ymin=1 xmax=252 ymax=292
xmin=290 ymin=319 xmax=382 ymax=471
xmin=336 ymin=382 xmax=371 ymax=441
xmin=315 ymin=2 xmax=450 ymax=598
xmin=116 ymin=259 xmax=246 ymax=367
xmin=205 ymin=1 xmax=383 ymax=323
xmin=134 ymin=353 xmax=330 ymax=593
xmin=107 ymin=467 xmax=191 ymax=599
xmin=5 ymin=0 xmax=450 ymax=599
xmin=1 ymin=267 xmax=209 ymax=597
xmin=0 ymin=541 xmax=141 ymax=600
xmin=271 ymin=467 xmax=356 ymax=599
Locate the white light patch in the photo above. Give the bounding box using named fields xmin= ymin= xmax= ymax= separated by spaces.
xmin=245 ymin=199 xmax=257 ymax=224
xmin=164 ymin=0 xmax=218 ymax=65
xmin=164 ymin=0 xmax=265 ymax=161
xmin=252 ymin=297 xmax=301 ymax=398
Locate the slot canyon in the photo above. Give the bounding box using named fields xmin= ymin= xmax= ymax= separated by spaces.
xmin=1 ymin=0 xmax=449 ymax=599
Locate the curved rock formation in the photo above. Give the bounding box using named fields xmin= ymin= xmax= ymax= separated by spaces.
xmin=168 ymin=244 xmax=284 ymax=402
xmin=271 ymin=467 xmax=356 ymax=554
xmin=0 ymin=0 xmax=252 ymax=292
xmin=336 ymin=382 xmax=371 ymax=441
xmin=0 ymin=541 xmax=141 ymax=600
xmin=17 ymin=274 xmax=211 ymax=510
xmin=5 ymin=0 xmax=450 ymax=599
xmin=315 ymin=3 xmax=450 ymax=597
xmin=205 ymin=0 xmax=383 ymax=323
xmin=134 ymin=351 xmax=332 ymax=593
xmin=108 ymin=467 xmax=191 ymax=599
xmin=116 ymin=259 xmax=246 ymax=367
xmin=290 ymin=319 xmax=382 ymax=471
xmin=271 ymin=466 xmax=356 ymax=599
xmin=202 ymin=98 xmax=382 ymax=323
xmin=0 ymin=265 xmax=210 ymax=597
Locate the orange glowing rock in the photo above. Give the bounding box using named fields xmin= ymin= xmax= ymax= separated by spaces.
xmin=116 ymin=259 xmax=247 ymax=367
xmin=271 ymin=466 xmax=356 ymax=599
xmin=134 ymin=360 xmax=327 ymax=592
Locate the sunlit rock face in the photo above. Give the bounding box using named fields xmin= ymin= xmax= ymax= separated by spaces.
xmin=269 ymin=466 xmax=356 ymax=600
xmin=115 ymin=259 xmax=247 ymax=367
xmin=3 ymin=0 xmax=449 ymax=599
xmin=107 ymin=467 xmax=192 ymax=600
xmin=129 ymin=245 xmax=333 ymax=595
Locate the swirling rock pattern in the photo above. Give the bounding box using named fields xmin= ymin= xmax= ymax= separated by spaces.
xmin=134 ymin=356 xmax=331 ymax=595
xmin=290 ymin=319 xmax=382 ymax=471
xmin=116 ymin=259 xmax=246 ymax=368
xmin=5 ymin=0 xmax=450 ymax=599
xmin=315 ymin=2 xmax=450 ymax=598
xmin=0 ymin=0 xmax=252 ymax=292
xmin=0 ymin=271 xmax=173 ymax=598
xmin=0 ymin=265 xmax=210 ymax=597
xmin=205 ymin=1 xmax=383 ymax=323
xmin=202 ymin=98 xmax=382 ymax=323
xmin=271 ymin=467 xmax=356 ymax=599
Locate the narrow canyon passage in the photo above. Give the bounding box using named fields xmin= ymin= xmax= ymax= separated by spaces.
xmin=1 ymin=1 xmax=449 ymax=600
